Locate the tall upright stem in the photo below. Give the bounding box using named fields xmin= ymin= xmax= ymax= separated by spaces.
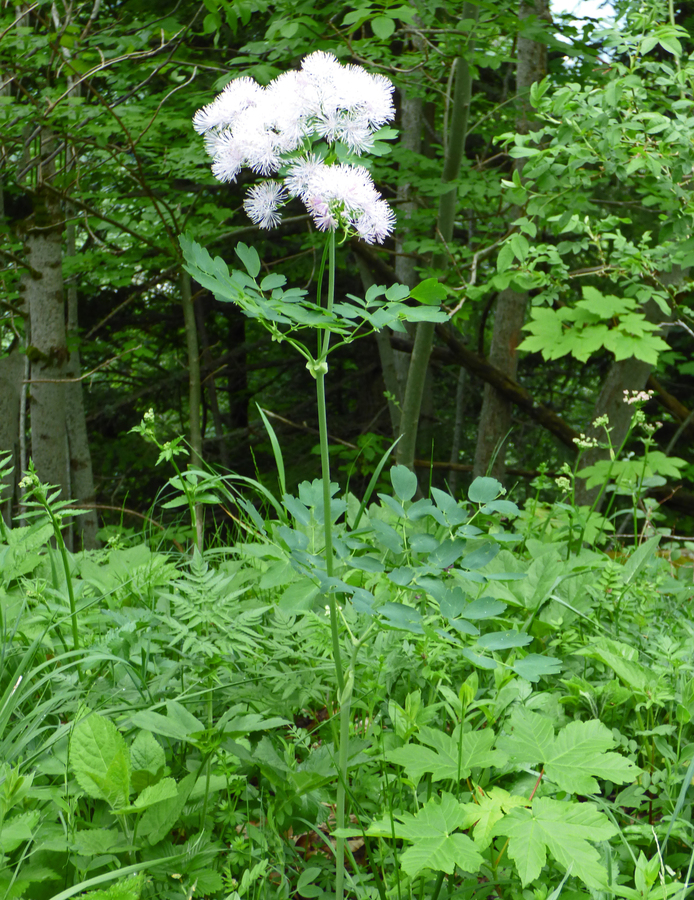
xmin=315 ymin=233 xmax=344 ymax=695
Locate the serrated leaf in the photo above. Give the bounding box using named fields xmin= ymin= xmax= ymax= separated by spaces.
xmin=386 ymin=725 xmax=506 ymax=783
xmin=130 ymin=730 xmax=166 ymax=793
xmin=498 ymin=708 xmax=639 ymax=794
xmin=70 ymin=714 xmax=131 ymax=810
xmin=460 ymin=786 xmax=528 ymax=850
xmin=494 ymin=797 xmax=616 ymax=888
xmin=368 ymin=792 xmax=484 ymax=877
xmin=134 ymin=777 xmax=179 ymax=809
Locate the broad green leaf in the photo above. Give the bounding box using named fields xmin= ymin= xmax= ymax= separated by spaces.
xmin=468 ymin=477 xmax=502 ymax=504
xmin=386 ymin=725 xmax=506 ymax=783
xmin=379 ymin=602 xmax=423 ymax=633
xmin=497 ymin=242 xmax=515 ymax=274
xmin=575 ymin=639 xmax=652 ymax=694
xmin=476 ymin=630 xmax=532 ymax=651
xmin=130 ymin=731 xmax=165 ymax=794
xmin=579 ymin=286 xmax=633 ymax=318
xmin=133 ymin=777 xmax=179 ymax=809
xmin=70 ymin=714 xmax=131 ymax=810
xmin=512 ymin=654 xmax=562 ymax=682
xmin=260 ymin=273 xmax=286 ymax=291
xmin=371 ymin=14 xmax=395 ymax=39
xmin=129 ymin=702 xmax=204 ymax=743
xmin=138 ymin=773 xmax=195 ymax=845
xmin=71 ymin=828 xmax=132 ymax=857
xmin=0 ymin=810 xmax=40 ymax=853
xmin=385 ymin=282 xmax=411 ymax=301
xmin=368 ymin=792 xmax=484 ymax=878
xmin=462 ymin=597 xmax=507 ymax=619
xmin=235 ymin=241 xmax=261 ymax=278
xmin=399 ymin=306 xmax=449 ymax=323
xmin=498 ymin=708 xmax=639 ymax=793
xmin=460 ymin=786 xmax=528 ymax=850
xmin=459 ymin=542 xmax=500 ymax=570
xmin=409 ymin=277 xmax=447 ymax=304
xmin=390 ymin=464 xmax=418 ymax=502
xmin=494 ymin=797 xmax=617 ymax=889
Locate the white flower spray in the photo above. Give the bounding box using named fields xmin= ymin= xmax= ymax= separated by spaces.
xmin=193 ymin=50 xmax=396 ymax=243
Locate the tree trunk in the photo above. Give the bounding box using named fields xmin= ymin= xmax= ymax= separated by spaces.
xmin=396 ymin=3 xmax=479 ymax=471
xmin=62 ymin=167 xmax=100 ymax=550
xmin=473 ymin=0 xmax=549 ymax=481
xmin=22 ymin=172 xmax=70 ymax=500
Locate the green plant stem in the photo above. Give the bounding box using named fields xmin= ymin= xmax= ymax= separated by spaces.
xmin=335 ymin=624 xmax=373 ymax=900
xmin=335 ymin=666 xmax=353 ymax=900
xmin=315 ymin=232 xmax=344 ymax=695
xmin=37 ymin=493 xmax=80 ymax=654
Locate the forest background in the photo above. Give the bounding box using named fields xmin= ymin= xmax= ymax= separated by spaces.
xmin=1 ymin=0 xmax=694 ymax=546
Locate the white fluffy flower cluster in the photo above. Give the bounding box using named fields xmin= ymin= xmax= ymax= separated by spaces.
xmin=193 ymin=51 xmax=396 ymax=243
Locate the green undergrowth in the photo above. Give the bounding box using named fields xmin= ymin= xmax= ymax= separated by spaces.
xmin=0 ymin=455 xmax=693 ymax=900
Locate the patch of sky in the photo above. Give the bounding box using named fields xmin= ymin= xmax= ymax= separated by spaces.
xmin=550 ymin=0 xmax=617 ymax=62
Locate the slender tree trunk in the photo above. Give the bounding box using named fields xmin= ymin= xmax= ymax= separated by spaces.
xmin=473 ymin=0 xmax=549 ymax=481
xmin=396 ymin=3 xmax=479 ymax=471
xmin=22 ymin=152 xmax=70 ymax=499
xmin=181 ymin=269 xmax=203 ymax=547
xmin=65 ymin=252 xmax=100 ymax=548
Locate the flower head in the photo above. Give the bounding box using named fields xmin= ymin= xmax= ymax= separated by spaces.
xmin=622 ymin=389 xmax=654 ymax=405
xmin=286 ymin=160 xmax=394 ymax=243
xmin=192 ymin=52 xmax=396 ymax=243
xmin=243 ymin=181 xmax=288 ymax=229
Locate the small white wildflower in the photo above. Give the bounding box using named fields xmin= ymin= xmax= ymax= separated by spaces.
xmin=573 ymin=433 xmax=599 ymax=450
xmin=285 ymin=154 xmax=326 ymax=200
xmin=193 ymin=76 xmax=262 ymax=134
xmin=243 ymin=182 xmax=288 ymax=229
xmin=622 ymin=389 xmax=654 ymax=405
xmin=592 ymin=414 xmax=609 ymax=428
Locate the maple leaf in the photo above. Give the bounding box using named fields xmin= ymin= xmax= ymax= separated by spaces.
xmin=497 ymin=707 xmax=639 ymax=794
xmin=459 ymin=786 xmax=528 ymax=850
xmin=386 ymin=724 xmax=507 ymax=784
xmin=367 ymin=792 xmax=484 ymax=879
xmin=493 ymin=797 xmax=617 ymax=889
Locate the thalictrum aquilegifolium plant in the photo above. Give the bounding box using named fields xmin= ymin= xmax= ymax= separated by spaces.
xmin=181 ymin=50 xmax=448 ymax=900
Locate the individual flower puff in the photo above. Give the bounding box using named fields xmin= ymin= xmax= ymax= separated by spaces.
xmin=193 ymin=51 xmax=396 ymax=243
